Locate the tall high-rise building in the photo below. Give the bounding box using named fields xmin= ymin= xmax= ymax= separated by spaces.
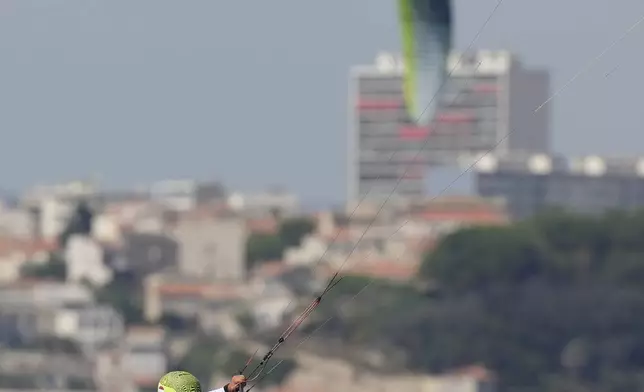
xmin=347 ymin=50 xmax=551 ymax=204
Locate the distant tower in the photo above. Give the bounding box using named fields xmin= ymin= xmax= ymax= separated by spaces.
xmin=347 ymin=50 xmax=551 ymax=205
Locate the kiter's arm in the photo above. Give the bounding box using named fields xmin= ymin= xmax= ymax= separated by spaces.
xmin=210 ymin=375 xmax=246 ymax=392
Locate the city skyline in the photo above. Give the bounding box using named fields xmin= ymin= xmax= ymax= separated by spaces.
xmin=2 ymin=0 xmax=644 ymax=205
xmin=2 ymin=3 xmax=644 ymax=390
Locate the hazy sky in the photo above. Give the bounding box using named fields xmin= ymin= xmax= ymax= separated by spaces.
xmin=1 ymin=1 xmax=644 ymax=203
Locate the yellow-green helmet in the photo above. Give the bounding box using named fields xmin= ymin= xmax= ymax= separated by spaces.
xmin=158 ymin=371 xmax=202 ymax=392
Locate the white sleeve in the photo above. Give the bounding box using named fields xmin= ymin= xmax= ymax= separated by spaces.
xmin=208 ymin=388 xmax=225 ymax=392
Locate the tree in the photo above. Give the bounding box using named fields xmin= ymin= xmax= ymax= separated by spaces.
xmin=246 ymin=233 xmax=283 ymax=267
xmin=160 ymin=313 xmax=197 ymax=332
xmin=244 ymin=217 xmax=315 ymax=268
xmin=58 ymin=200 xmax=94 ymax=249
xmin=175 ymin=335 xmax=223 ymax=384
xmin=303 ymin=209 xmax=644 ymax=391
xmin=21 ymin=253 xmax=66 ymax=280
xmin=94 ymin=271 xmax=143 ymax=324
xmin=278 ymin=217 xmax=315 ymax=248
xmin=419 ymin=225 xmax=549 ymax=293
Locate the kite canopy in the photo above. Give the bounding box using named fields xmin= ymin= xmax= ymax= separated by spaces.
xmin=158 ymin=371 xmax=202 ymax=392
xmin=398 ymin=0 xmax=453 ymax=126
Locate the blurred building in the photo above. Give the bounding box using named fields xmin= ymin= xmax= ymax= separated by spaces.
xmin=0 ymin=281 xmax=94 ymax=308
xmin=0 ymin=306 xmax=40 ymax=346
xmin=41 ymin=303 xmax=125 ymax=351
xmin=149 ymin=179 xmax=226 ymax=211
xmin=475 ymin=154 xmax=644 ymax=219
xmin=347 ymin=50 xmax=550 ymax=203
xmin=21 ymin=181 xmax=96 ymax=240
xmin=286 ymin=362 xmax=496 ymax=392
xmin=0 ymin=350 xmax=95 ymax=391
xmin=0 ymin=281 xmax=123 ymax=351
xmin=119 ymin=326 xmax=167 ymax=387
xmin=174 ymin=216 xmax=247 ymax=282
xmin=0 ymin=201 xmax=34 ymax=239
xmin=404 ymin=195 xmax=509 ymax=237
xmin=227 ymin=189 xmax=299 ymax=217
xmin=119 ymin=233 xmax=178 ymax=276
xmin=64 ymin=235 xmax=112 ymax=287
xmin=0 ymin=238 xmax=55 ymax=283
xmin=142 ymin=276 xmax=245 ymax=338
xmin=92 ymin=200 xmax=150 ymax=242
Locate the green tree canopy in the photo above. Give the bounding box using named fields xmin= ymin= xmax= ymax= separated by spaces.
xmin=422 ymin=210 xmax=644 ymax=291
xmin=246 ymin=233 xmax=283 ymax=267
xmin=304 ymin=209 xmax=644 ymax=392
xmin=20 ymin=253 xmax=66 ymax=280
xmin=58 ymin=200 xmax=94 ymax=248
xmin=94 ymin=271 xmax=143 ymax=324
xmin=419 ymin=225 xmax=549 ymax=292
xmin=175 ymin=335 xmax=223 ymax=385
xmin=245 ymin=217 xmax=316 ymax=268
xmin=278 ymin=217 xmax=315 ymax=248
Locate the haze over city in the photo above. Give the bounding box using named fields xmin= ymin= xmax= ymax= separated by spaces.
xmin=2 ymin=2 xmax=644 ymax=392
xmin=2 ymin=0 xmax=644 ymax=204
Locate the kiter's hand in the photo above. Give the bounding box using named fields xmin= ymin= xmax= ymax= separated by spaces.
xmin=226 ymin=375 xmax=247 ymax=392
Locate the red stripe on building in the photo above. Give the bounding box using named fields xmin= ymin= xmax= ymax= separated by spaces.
xmin=357 ymin=99 xmax=402 ymax=110
xmin=399 ymin=126 xmax=430 ymax=140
